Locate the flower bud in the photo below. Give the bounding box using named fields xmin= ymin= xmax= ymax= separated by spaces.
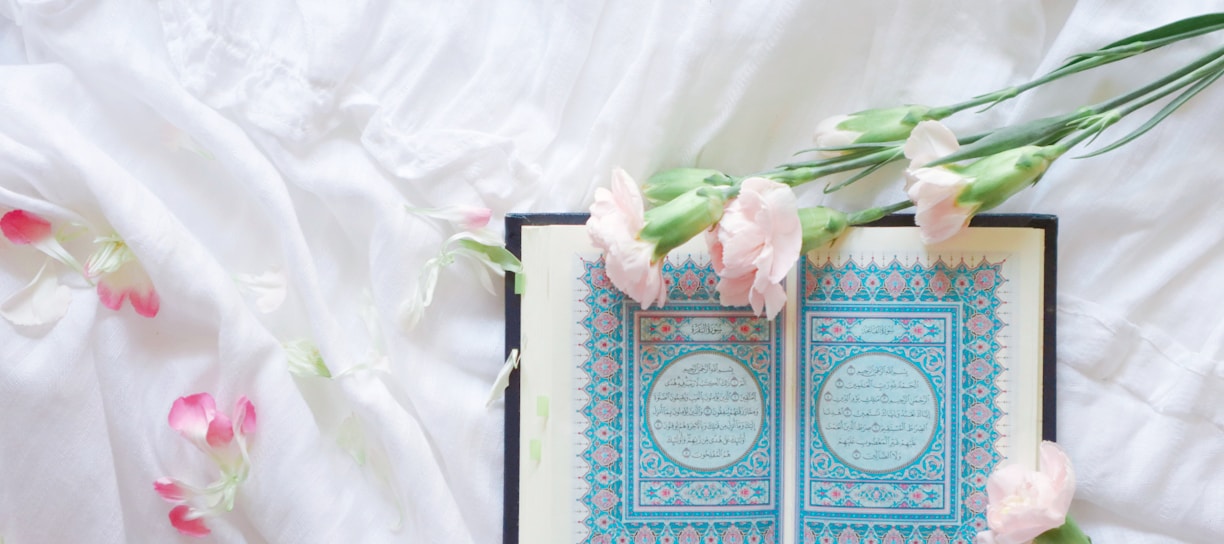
xmin=814 ymin=105 xmax=932 ymax=151
xmin=955 ymin=145 xmax=1060 ymax=211
xmin=641 ymin=168 xmax=732 ymax=206
xmin=798 ymin=207 xmax=849 ymax=253
xmin=639 ymin=187 xmax=727 ymax=260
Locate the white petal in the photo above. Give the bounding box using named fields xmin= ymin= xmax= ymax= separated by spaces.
xmin=1 ymin=261 xmax=71 ymax=327
xmin=336 ymin=414 xmax=368 ymax=466
xmin=234 ymin=270 xmax=287 ymax=313
xmin=485 ymin=349 xmax=520 ymax=408
xmin=904 ymin=120 xmax=960 ymax=168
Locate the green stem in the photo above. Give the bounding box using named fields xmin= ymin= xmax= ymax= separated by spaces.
xmin=1089 ymin=43 xmax=1224 ymax=113
xmin=768 ymin=148 xmax=903 ymax=186
xmin=931 ymin=24 xmax=1224 ymax=117
xmin=1116 ymin=53 xmax=1224 ymax=116
xmin=847 ymin=200 xmax=914 ymax=225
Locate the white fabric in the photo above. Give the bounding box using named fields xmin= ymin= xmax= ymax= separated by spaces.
xmin=0 ymin=0 xmax=1221 ymax=542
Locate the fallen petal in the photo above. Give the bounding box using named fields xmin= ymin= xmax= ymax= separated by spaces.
xmin=97 ymin=261 xmax=159 ymax=317
xmin=0 ymin=261 xmax=72 ymax=327
xmin=234 ymin=396 xmax=257 ymax=437
xmin=168 ymin=505 xmax=211 ymax=537
xmin=0 ymin=210 xmax=52 ymax=244
xmin=169 ymin=393 xmax=217 ymax=443
xmin=206 ymin=411 xmax=234 ymax=448
xmin=153 ymin=478 xmax=188 ymax=502
xmin=234 ymin=270 xmax=286 ymax=313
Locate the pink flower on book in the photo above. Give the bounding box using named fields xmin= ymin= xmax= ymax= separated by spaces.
xmin=156 ymin=393 xmax=257 ymax=537
xmin=707 ymin=177 xmax=801 ymax=319
xmin=975 ymin=441 xmax=1076 ymax=544
xmin=587 ymin=169 xmax=667 ymax=309
xmin=86 ymin=235 xmax=159 ymax=317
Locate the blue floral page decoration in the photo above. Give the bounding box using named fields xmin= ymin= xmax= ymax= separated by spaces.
xmin=797 ymin=256 xmax=1007 ymax=544
xmin=574 ymin=254 xmax=784 ymax=544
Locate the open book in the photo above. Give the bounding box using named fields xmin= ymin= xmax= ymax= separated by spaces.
xmin=503 ymin=214 xmax=1056 ymax=544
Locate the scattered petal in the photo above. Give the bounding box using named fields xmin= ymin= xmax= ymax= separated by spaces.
xmin=168 ymin=505 xmax=211 ymax=537
xmin=336 ymin=414 xmax=368 ymax=466
xmin=234 ymin=270 xmax=286 ymax=313
xmin=96 ymin=260 xmax=160 ymax=317
xmin=153 ymin=478 xmax=188 ymax=502
xmin=205 ymin=411 xmax=234 ymax=448
xmin=0 ymin=260 xmax=72 ymax=327
xmin=169 ymin=393 xmax=218 ymax=445
xmin=1 ymin=210 xmax=52 ymax=244
xmin=486 ymin=349 xmax=520 ymax=408
xmin=406 ymin=205 xmax=493 ymax=232
xmin=283 ymin=339 xmax=333 ymax=378
xmin=234 ymin=396 xmax=257 ymax=437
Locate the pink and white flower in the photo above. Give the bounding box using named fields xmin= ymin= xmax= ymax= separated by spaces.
xmin=707 ymin=177 xmax=801 ymax=319
xmin=85 ymin=235 xmax=159 ymax=318
xmin=975 ymin=441 xmax=1076 ymax=544
xmin=903 ymin=121 xmax=976 ymax=244
xmin=156 ymin=393 xmax=257 ymax=537
xmin=904 ymin=121 xmax=1058 ymax=245
xmin=588 ymin=169 xmax=667 ymax=309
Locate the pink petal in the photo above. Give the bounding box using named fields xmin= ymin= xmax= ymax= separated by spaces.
xmin=587 ymin=171 xmax=646 ymax=252
xmin=0 ymin=210 xmax=52 ymax=245
xmin=206 ymin=411 xmax=235 ymax=448
xmin=715 ymin=272 xmax=753 ymax=307
xmin=129 ymin=282 xmax=160 ymax=318
xmin=96 ymin=278 xmax=126 ymax=311
xmin=96 ymin=261 xmax=159 ymax=317
xmin=903 ymin=120 xmax=960 ymax=168
xmin=461 ymin=207 xmax=493 ymax=231
xmin=1039 ymin=441 xmax=1076 ymax=514
xmin=609 ymin=169 xmax=645 ymax=232
xmin=153 ymin=478 xmax=187 ymax=502
xmin=604 ymin=239 xmax=667 ymax=309
xmin=169 ymin=393 xmax=217 ymax=443
xmin=710 ymin=177 xmax=800 ymax=317
xmin=705 ymin=231 xmax=725 ymax=274
xmin=168 ymin=505 xmax=211 ymax=537
xmin=235 ymin=396 xmax=257 ymax=437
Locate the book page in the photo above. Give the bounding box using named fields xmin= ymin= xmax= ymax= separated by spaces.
xmin=519 ymin=226 xmax=785 ymax=544
xmin=518 ymin=223 xmax=1045 ymax=544
xmin=793 ymin=227 xmax=1044 ymax=543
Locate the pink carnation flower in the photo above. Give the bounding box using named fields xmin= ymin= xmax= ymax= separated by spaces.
xmin=707 ymin=177 xmax=801 ymax=319
xmin=587 ymin=169 xmax=667 ymax=309
xmin=976 ymin=441 xmax=1076 ymax=544
xmin=903 ymin=121 xmax=976 ymax=244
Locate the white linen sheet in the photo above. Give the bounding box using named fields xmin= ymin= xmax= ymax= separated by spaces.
xmin=0 ymin=0 xmax=1221 ymax=542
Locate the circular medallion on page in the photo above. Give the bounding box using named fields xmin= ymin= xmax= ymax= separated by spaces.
xmin=816 ymin=352 xmax=938 ymax=474
xmin=646 ymin=351 xmax=765 ymax=472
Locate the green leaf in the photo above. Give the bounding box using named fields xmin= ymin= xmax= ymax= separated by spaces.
xmin=1058 ymin=13 xmax=1224 ymax=71
xmin=1077 ymin=64 xmax=1224 ymax=158
xmin=456 ymin=239 xmax=523 ymax=274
